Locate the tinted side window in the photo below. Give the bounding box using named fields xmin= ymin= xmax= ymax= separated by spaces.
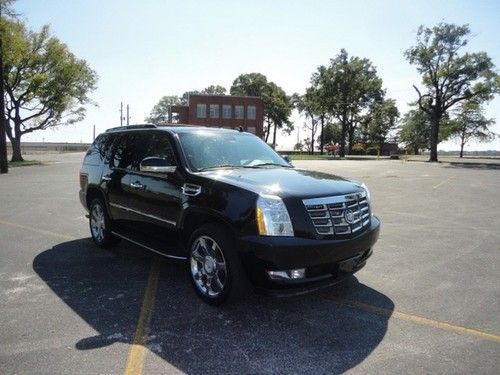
xmin=84 ymin=134 xmax=114 ymax=166
xmin=110 ymin=132 xmax=149 ymax=170
xmin=110 ymin=131 xmax=177 ymax=171
xmin=145 ymin=132 xmax=177 ymax=166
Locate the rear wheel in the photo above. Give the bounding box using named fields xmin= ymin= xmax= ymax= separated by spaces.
xmin=188 ymin=224 xmax=248 ymax=305
xmin=89 ymin=198 xmax=119 ymax=248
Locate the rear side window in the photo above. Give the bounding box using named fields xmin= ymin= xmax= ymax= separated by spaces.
xmin=84 ymin=134 xmax=114 ymax=166
xmin=110 ymin=132 xmax=147 ymax=170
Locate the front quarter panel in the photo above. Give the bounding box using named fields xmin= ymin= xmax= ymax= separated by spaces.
xmin=179 ymin=175 xmax=259 ymax=236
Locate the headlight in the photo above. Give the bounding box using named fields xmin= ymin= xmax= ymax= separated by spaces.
xmin=361 ymin=183 xmax=371 ymax=202
xmin=256 ymin=195 xmax=294 ymax=236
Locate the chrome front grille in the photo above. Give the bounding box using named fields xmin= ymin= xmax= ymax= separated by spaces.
xmin=303 ymin=192 xmax=370 ymax=236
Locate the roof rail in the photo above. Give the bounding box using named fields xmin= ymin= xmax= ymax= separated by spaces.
xmin=105 ymin=124 xmax=157 ymax=133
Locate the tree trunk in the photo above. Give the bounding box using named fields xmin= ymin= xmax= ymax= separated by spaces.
xmin=413 ymin=145 xmax=419 ymax=155
xmin=429 ymin=113 xmax=440 ymax=162
xmin=459 ymin=142 xmax=465 ymax=158
xmin=272 ymin=122 xmax=277 ymax=149
xmin=379 ymin=141 xmax=384 ymax=156
xmin=348 ymin=126 xmax=355 ymax=155
xmin=310 ymin=122 xmax=315 ymax=155
xmin=319 ymin=115 xmax=325 ymax=155
xmin=10 ymin=137 xmax=23 ymax=162
xmin=0 ymin=9 xmax=8 ymax=174
xmin=339 ymin=122 xmax=347 ymax=157
xmin=264 ymin=119 xmax=271 ymax=143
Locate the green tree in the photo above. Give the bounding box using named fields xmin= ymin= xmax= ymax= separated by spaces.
xmin=230 ymin=73 xmax=292 ymax=147
xmin=293 ymin=141 xmax=304 ymax=152
xmin=201 ymin=85 xmax=226 ymax=95
xmin=450 ymin=101 xmax=495 ymax=158
xmin=145 ymin=95 xmax=180 ymax=124
xmin=405 ymin=23 xmax=499 ymax=162
xmin=180 ymin=85 xmax=227 ymax=104
xmin=294 ymin=90 xmax=320 ymax=155
xmin=0 ymin=0 xmax=17 ymax=173
xmin=302 ymin=137 xmax=313 ymax=154
xmin=316 ymin=49 xmax=384 ymax=157
xmin=321 ymin=122 xmax=342 ymax=146
xmin=2 ymin=20 xmax=97 ymax=161
xmin=367 ymin=98 xmax=399 ymax=152
xmin=398 ymin=109 xmax=430 ymax=155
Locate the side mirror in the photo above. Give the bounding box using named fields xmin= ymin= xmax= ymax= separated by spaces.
xmin=282 ymin=154 xmax=291 ymax=164
xmin=140 ymin=157 xmax=176 ymax=173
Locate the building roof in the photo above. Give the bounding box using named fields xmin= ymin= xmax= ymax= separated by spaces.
xmin=188 ymin=94 xmax=263 ymax=100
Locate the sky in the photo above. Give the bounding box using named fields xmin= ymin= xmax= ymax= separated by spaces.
xmin=12 ymin=0 xmax=500 ymax=151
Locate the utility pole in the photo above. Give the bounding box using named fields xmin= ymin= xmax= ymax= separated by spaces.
xmin=93 ymin=124 xmax=96 ymax=141
xmin=0 ymin=3 xmax=9 ymax=173
xmin=126 ymin=104 xmax=130 ymax=126
xmin=120 ymin=102 xmax=123 ymax=126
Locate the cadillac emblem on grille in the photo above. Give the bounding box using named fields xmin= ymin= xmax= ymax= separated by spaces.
xmin=345 ymin=209 xmax=354 ymax=224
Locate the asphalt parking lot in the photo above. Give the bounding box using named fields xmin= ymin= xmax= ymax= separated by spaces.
xmin=1 ymin=152 xmax=499 ymax=374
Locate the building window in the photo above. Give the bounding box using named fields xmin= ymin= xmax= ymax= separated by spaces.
xmin=222 ymin=105 xmax=232 ymax=119
xmin=209 ymin=104 xmax=219 ymax=118
xmin=196 ymin=104 xmax=206 ymax=118
xmin=247 ymin=105 xmax=256 ymax=120
xmin=235 ymin=105 xmax=244 ymax=119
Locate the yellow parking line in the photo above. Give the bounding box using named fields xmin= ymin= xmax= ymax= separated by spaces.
xmin=2 ymin=219 xmax=497 ymax=351
xmin=433 ymin=175 xmax=455 ymax=189
xmin=0 ymin=219 xmax=76 ymax=241
xmin=332 ymin=297 xmax=500 ymax=343
xmin=125 ymin=257 xmax=162 ymax=375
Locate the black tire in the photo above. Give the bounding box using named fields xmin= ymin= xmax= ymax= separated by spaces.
xmin=88 ymin=198 xmax=120 ymax=248
xmin=187 ymin=224 xmax=249 ymax=306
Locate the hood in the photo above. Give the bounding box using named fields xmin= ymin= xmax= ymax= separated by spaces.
xmin=200 ymin=167 xmax=363 ymax=198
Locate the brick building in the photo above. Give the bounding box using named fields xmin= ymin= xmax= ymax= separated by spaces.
xmin=169 ymin=95 xmax=264 ymax=137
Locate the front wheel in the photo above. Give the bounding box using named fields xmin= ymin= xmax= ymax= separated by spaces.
xmin=188 ymin=224 xmax=248 ymax=306
xmin=89 ymin=198 xmax=119 ymax=248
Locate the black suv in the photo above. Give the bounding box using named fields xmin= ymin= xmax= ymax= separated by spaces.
xmin=79 ymin=124 xmax=380 ymax=305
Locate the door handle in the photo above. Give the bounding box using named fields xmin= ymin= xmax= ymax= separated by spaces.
xmin=130 ymin=182 xmax=144 ymax=189
xmin=102 ymin=175 xmax=112 ymax=181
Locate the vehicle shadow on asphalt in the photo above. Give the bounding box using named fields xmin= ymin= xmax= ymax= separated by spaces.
xmin=34 ymin=238 xmax=394 ymax=374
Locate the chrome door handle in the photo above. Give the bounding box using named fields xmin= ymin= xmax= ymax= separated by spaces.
xmin=130 ymin=182 xmax=144 ymax=189
xmin=102 ymin=176 xmax=111 ymax=181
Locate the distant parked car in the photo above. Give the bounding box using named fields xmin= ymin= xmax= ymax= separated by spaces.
xmin=325 ymin=143 xmax=339 ymax=155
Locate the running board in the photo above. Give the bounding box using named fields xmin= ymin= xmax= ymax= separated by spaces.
xmin=111 ymin=231 xmax=187 ymax=261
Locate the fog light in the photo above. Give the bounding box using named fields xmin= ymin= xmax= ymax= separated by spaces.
xmin=267 ymin=268 xmax=306 ymax=281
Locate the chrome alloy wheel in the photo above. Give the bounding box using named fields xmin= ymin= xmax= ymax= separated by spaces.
xmin=90 ymin=202 xmax=106 ymax=243
xmin=190 ymin=236 xmax=227 ymax=297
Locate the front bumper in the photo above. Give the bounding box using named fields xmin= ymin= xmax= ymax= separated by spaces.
xmin=238 ymin=216 xmax=380 ymax=292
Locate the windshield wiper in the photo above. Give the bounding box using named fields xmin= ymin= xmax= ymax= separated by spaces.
xmin=250 ymin=163 xmax=291 ymax=168
xmin=198 ymin=164 xmax=240 ymax=171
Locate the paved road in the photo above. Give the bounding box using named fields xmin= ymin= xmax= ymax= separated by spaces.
xmin=0 ymin=153 xmax=499 ymax=374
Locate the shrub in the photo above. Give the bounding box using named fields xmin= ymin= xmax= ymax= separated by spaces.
xmin=351 ymin=143 xmax=366 ymax=155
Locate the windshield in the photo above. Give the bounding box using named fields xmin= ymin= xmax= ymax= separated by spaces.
xmin=177 ymin=130 xmax=290 ymax=171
